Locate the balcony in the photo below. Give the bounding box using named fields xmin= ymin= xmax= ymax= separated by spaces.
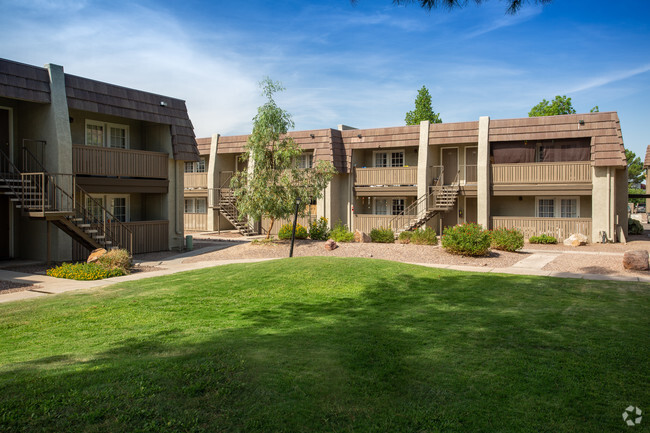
xmin=73 ymin=145 xmax=168 ymax=179
xmin=184 ymin=172 xmax=208 ymax=189
xmin=491 ymin=161 xmax=591 ymax=184
xmin=354 ymin=167 xmax=418 ymax=196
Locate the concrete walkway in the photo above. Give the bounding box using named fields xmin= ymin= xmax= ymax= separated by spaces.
xmin=1 ymin=247 xmax=648 ymax=304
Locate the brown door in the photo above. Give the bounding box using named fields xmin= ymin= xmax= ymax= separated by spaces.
xmin=465 ymin=197 xmax=477 ymax=223
xmin=442 ymin=148 xmax=458 ymax=185
xmin=466 ymin=147 xmax=478 ymax=183
xmin=0 ymin=109 xmax=10 ymax=259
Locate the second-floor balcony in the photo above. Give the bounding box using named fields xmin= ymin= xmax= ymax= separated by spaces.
xmin=73 ymin=145 xmax=168 ymax=179
xmin=491 ymin=161 xmax=591 ymax=184
xmin=354 ymin=166 xmax=418 ymax=187
xmin=184 ymin=172 xmax=208 ymax=189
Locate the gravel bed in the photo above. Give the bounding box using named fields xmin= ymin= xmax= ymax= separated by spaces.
xmin=183 ymin=240 xmax=527 ymax=268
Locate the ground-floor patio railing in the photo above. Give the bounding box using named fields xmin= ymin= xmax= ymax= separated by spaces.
xmin=491 ymin=217 xmax=592 ymax=242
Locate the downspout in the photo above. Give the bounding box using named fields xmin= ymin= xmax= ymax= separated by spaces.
xmin=175 ymin=161 xmax=183 ymax=236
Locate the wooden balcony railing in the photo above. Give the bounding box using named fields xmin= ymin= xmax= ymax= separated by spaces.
xmin=72 ymin=219 xmax=169 ymax=259
xmin=353 ymin=214 xmax=402 ymax=233
xmin=73 ymin=145 xmax=168 ymax=179
xmin=491 ymin=162 xmax=591 ymax=184
xmin=355 ymin=167 xmax=417 ymax=186
xmin=184 ymin=172 xmax=208 ymax=189
xmin=491 ymin=216 xmax=591 ymax=242
xmin=184 ymin=213 xmax=207 ymax=231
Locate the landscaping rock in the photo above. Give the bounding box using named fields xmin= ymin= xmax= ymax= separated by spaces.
xmin=563 ymin=233 xmax=588 ymax=247
xmin=87 ymin=248 xmax=107 ymax=263
xmin=354 ymin=230 xmax=371 ymax=243
xmin=324 ymin=239 xmax=338 ymax=251
xmin=623 ymin=250 xmax=649 ymax=271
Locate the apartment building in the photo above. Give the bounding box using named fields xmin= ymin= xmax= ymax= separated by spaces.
xmin=186 ymin=113 xmax=628 ymax=243
xmin=0 ymin=58 xmax=199 ymax=262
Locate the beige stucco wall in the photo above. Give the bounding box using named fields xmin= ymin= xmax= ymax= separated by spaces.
xmin=491 ymin=196 xmax=536 ymax=217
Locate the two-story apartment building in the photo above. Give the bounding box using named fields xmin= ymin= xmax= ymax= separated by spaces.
xmin=189 ymin=112 xmax=627 ymax=243
xmin=0 ymin=58 xmax=199 ymax=262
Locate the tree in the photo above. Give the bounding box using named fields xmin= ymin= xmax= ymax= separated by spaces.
xmin=405 ymin=85 xmax=442 ymax=125
xmin=626 ymin=149 xmax=645 ymax=188
xmin=528 ymin=95 xmax=576 ymax=117
xmin=231 ymin=78 xmax=336 ymax=238
xmin=353 ymin=0 xmax=553 ymax=14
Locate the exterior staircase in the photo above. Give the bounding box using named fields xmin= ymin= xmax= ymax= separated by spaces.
xmin=214 ymin=188 xmax=255 ymax=236
xmin=0 ymin=147 xmax=133 ymax=254
xmin=390 ymin=170 xmax=460 ymax=237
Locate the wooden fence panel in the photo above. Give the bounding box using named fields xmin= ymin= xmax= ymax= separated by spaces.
xmin=491 ymin=216 xmax=591 ymax=242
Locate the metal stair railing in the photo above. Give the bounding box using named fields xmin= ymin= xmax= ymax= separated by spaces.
xmin=388 ymin=166 xmax=446 ymax=233
xmin=0 ymin=148 xmax=25 ymax=206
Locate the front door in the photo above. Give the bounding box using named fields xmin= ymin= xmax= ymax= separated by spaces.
xmin=0 ymin=109 xmax=10 ymax=259
xmin=442 ymin=148 xmax=458 ymax=185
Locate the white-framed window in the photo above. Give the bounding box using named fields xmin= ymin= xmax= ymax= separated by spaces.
xmin=184 ymin=198 xmax=207 ymax=214
xmin=86 ymin=194 xmax=130 ymax=222
xmin=85 ymin=120 xmax=129 ymax=149
xmin=297 ymin=153 xmax=313 ymax=169
xmin=184 ymin=157 xmax=207 ymax=173
xmin=374 ymin=150 xmax=404 ymax=168
xmin=373 ymin=197 xmax=406 ymax=216
xmin=536 ymin=196 xmax=579 ymax=218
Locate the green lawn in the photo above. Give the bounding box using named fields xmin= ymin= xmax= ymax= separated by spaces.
xmin=0 ymin=257 xmax=648 ymax=432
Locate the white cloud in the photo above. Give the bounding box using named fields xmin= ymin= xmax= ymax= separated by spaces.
xmin=565 ymin=64 xmax=650 ymax=94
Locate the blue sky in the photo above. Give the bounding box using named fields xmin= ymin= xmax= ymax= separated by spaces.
xmin=2 ymin=0 xmax=649 ymax=159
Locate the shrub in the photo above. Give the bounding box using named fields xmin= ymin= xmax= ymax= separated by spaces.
xmin=278 ymin=223 xmax=308 ymax=240
xmin=398 ymin=231 xmax=412 ymax=244
xmin=329 ymin=221 xmax=355 ymax=243
xmin=441 ymin=223 xmax=491 ymax=256
xmin=370 ymin=227 xmax=395 ymax=243
xmin=47 ymin=262 xmax=126 ymax=280
xmin=629 ymin=218 xmax=644 ymax=235
xmin=490 ymin=227 xmax=524 ymax=252
xmin=528 ymin=234 xmax=558 ymax=244
xmin=411 ymin=227 xmax=438 ymax=246
xmin=309 ymin=217 xmax=330 ymax=240
xmin=97 ymin=249 xmax=132 ymax=272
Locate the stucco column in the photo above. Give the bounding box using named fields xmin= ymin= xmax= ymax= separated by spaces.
xmin=477 ymin=116 xmax=490 ymax=229
xmin=417 ymin=120 xmax=430 ymax=216
xmin=206 ymin=134 xmax=219 ymax=231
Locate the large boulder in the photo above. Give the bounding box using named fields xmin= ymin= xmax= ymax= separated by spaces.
xmin=354 ymin=230 xmax=371 ymax=243
xmin=324 ymin=239 xmax=338 ymax=251
xmin=87 ymin=248 xmax=107 ymax=263
xmin=563 ymin=233 xmax=588 ymax=247
xmin=623 ymin=250 xmax=649 ymax=271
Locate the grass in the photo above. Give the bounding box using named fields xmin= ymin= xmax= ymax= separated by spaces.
xmin=0 ymin=257 xmax=648 ymax=432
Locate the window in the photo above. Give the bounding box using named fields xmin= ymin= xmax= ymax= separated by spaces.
xmin=374 ymin=198 xmax=406 ymax=216
xmin=87 ymin=194 xmax=129 ymax=222
xmin=184 ymin=198 xmax=207 ymax=214
xmin=85 ymin=120 xmax=129 ymax=149
xmin=392 ymin=199 xmax=405 ymax=215
xmin=374 ymin=151 xmax=404 ymax=168
xmin=297 ymin=153 xmax=313 ymax=169
xmin=536 ymin=197 xmax=579 ymax=218
xmin=184 ymin=158 xmax=206 ymax=173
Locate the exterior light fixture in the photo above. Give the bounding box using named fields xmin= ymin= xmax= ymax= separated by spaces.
xmin=310 ymin=133 xmax=315 ymax=138
xmin=578 ymin=120 xmax=585 ymax=125
xmin=357 ymin=134 xmax=362 ymax=139
xmin=160 ymin=101 xmax=168 ymax=107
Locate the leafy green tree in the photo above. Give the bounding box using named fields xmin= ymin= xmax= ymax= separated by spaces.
xmin=231 ymin=78 xmax=336 ymax=238
xmin=590 ymin=105 xmax=599 ymax=113
xmin=626 ymin=149 xmax=645 ymax=187
xmin=405 ymin=85 xmax=442 ymax=125
xmin=353 ymin=0 xmax=552 ymax=14
xmin=528 ymin=95 xmax=577 ymax=117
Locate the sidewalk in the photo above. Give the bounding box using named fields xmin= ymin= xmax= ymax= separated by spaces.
xmin=1 ymin=247 xmax=648 ymax=304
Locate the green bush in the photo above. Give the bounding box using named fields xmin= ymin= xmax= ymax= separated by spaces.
xmin=441 ymin=223 xmax=491 ymax=256
xmin=370 ymin=227 xmax=395 ymax=243
xmin=309 ymin=217 xmax=330 ymax=240
xmin=398 ymin=231 xmax=412 ymax=244
xmin=278 ymin=223 xmax=308 ymax=240
xmin=329 ymin=221 xmax=355 ymax=243
xmin=47 ymin=262 xmax=126 ymax=280
xmin=629 ymin=218 xmax=644 ymax=235
xmin=490 ymin=227 xmax=524 ymax=252
xmin=411 ymin=227 xmax=438 ymax=246
xmin=97 ymin=249 xmax=132 ymax=271
xmin=528 ymin=234 xmax=558 ymax=244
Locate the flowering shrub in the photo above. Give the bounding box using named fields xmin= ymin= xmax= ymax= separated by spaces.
xmin=329 ymin=221 xmax=355 ymax=243
xmin=528 ymin=234 xmax=558 ymax=244
xmin=278 ymin=223 xmax=308 ymax=240
xmin=441 ymin=223 xmax=491 ymax=256
xmin=47 ymin=262 xmax=126 ymax=280
xmin=370 ymin=227 xmax=395 ymax=243
xmin=411 ymin=227 xmax=438 ymax=246
xmin=398 ymin=231 xmax=413 ymax=244
xmin=490 ymin=227 xmax=524 ymax=252
xmin=309 ymin=217 xmax=330 ymax=240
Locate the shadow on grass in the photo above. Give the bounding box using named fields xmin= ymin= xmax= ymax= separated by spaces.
xmin=0 ymin=258 xmax=647 ymax=432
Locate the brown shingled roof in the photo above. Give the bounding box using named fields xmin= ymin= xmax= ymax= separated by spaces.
xmin=65 ymin=74 xmax=199 ymax=161
xmin=0 ymin=58 xmax=51 ymax=103
xmin=196 ymin=137 xmax=211 ymax=156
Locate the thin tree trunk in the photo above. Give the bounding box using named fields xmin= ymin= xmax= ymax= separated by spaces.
xmin=266 ymin=217 xmax=275 ymax=239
